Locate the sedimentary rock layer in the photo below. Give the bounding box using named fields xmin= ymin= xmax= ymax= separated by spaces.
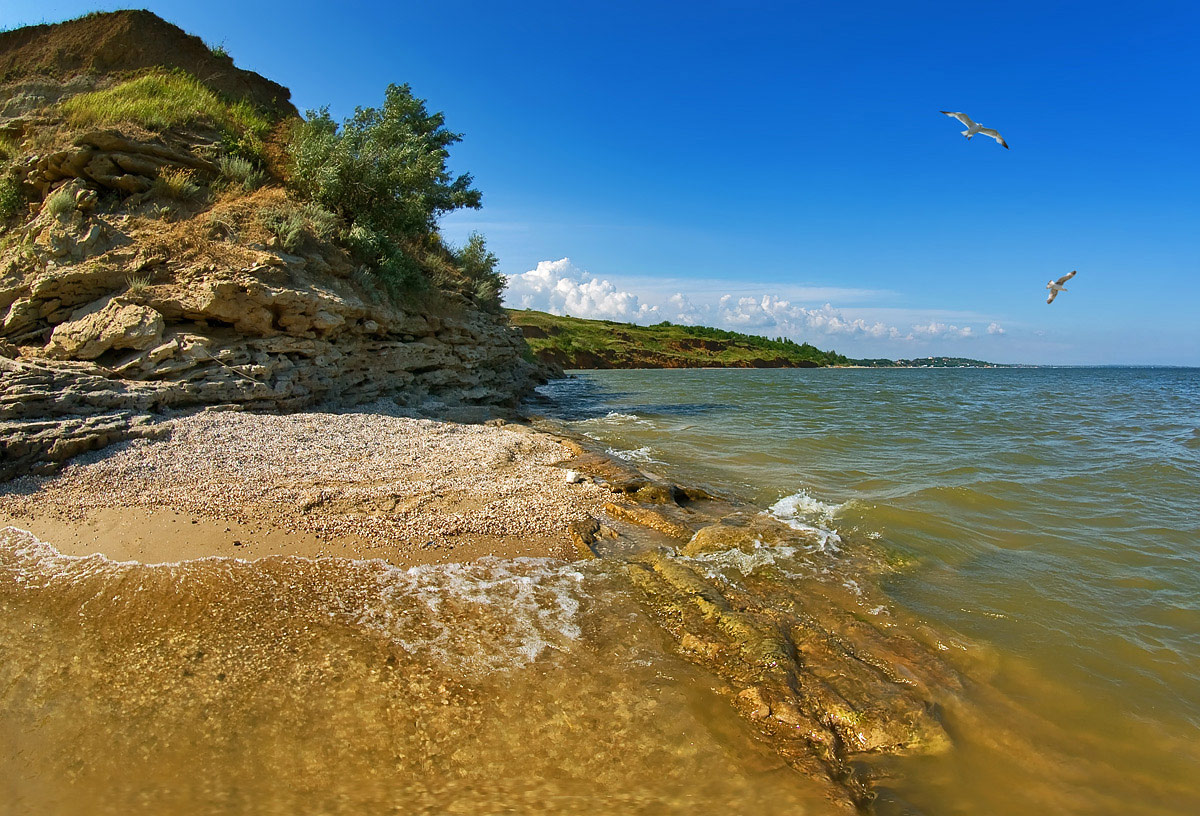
xmin=1 ymin=177 xmax=549 ymax=479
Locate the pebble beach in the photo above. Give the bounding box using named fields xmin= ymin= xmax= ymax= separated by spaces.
xmin=0 ymin=402 xmax=613 ymax=565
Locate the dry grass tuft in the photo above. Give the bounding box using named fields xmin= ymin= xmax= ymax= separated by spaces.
xmin=152 ymin=167 xmax=201 ymax=200
xmin=125 ymin=273 xmax=153 ymax=294
xmin=45 ymin=186 xmax=75 ymax=217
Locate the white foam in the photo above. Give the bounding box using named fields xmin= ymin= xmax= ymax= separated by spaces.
xmin=578 ymin=411 xmax=653 ymax=428
xmin=693 ymin=537 xmax=801 ymax=578
xmin=766 ymin=490 xmax=846 ymax=554
xmin=351 ymin=557 xmax=592 ymax=675
xmin=0 ymin=525 xmax=251 ymax=576
xmin=769 ymin=490 xmax=845 ymax=523
xmin=606 ymin=446 xmax=660 ymax=464
xmin=603 ymin=411 xmax=641 ymax=421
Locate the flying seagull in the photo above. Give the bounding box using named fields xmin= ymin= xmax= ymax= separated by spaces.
xmin=941 ymin=111 xmax=1009 ymax=149
xmin=1046 ymin=270 xmax=1076 ymax=304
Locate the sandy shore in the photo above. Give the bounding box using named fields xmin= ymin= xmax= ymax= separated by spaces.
xmin=0 ymin=402 xmax=614 ymax=566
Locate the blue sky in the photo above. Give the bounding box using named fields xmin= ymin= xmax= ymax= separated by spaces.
xmin=6 ymin=1 xmax=1198 ymax=364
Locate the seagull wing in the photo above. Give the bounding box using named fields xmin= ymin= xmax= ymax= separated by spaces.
xmin=1047 ymin=289 xmax=1059 ymax=304
xmin=1055 ymin=270 xmax=1077 ymax=286
xmin=978 ymin=128 xmax=1009 ymax=149
xmin=941 ymin=111 xmax=976 ymax=128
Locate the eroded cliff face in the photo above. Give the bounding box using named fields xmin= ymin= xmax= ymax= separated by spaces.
xmin=0 ymin=127 xmax=546 ymax=481
xmin=0 ymin=9 xmax=296 ymax=117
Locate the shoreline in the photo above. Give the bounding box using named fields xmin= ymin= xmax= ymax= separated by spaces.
xmin=0 ymin=392 xmax=964 ymax=810
xmin=0 ymin=403 xmax=619 ymax=568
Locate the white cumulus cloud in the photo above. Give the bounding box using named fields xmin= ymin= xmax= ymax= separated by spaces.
xmin=505 ymin=259 xmax=1004 ymax=351
xmin=911 ymin=320 xmax=973 ymax=339
xmin=505 ymin=258 xmax=657 ymax=322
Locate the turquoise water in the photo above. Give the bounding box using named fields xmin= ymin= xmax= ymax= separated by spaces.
xmin=540 ymin=367 xmax=1200 ymax=814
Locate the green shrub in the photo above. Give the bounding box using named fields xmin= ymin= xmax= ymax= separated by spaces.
xmin=350 ymin=266 xmax=376 ymax=288
xmin=45 ymin=186 xmax=75 ymax=217
xmin=300 ymin=202 xmax=339 ymax=242
xmin=209 ymin=42 xmax=230 ymax=60
xmin=0 ymin=136 xmax=22 ymax=224
xmin=60 ymin=71 xmax=271 ymax=159
xmin=257 ymin=205 xmax=304 ymax=251
xmin=453 ymin=232 xmax=505 ymax=311
xmin=287 ymin=83 xmax=482 ymax=290
xmin=152 ymin=167 xmax=201 ymax=200
xmin=0 ymin=173 xmax=22 ymax=222
xmin=289 ymin=84 xmax=481 ymax=235
xmin=217 ymin=154 xmax=265 ymax=191
xmin=257 ymin=201 xmax=341 ymax=252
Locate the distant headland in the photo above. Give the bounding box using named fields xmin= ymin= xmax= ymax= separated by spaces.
xmin=508 ymin=309 xmax=1009 ymax=369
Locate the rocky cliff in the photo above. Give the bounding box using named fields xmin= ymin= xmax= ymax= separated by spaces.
xmin=0 ymin=12 xmax=549 ymax=481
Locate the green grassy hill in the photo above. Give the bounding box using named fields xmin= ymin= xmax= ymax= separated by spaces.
xmin=507 ymin=310 xmax=851 ymax=369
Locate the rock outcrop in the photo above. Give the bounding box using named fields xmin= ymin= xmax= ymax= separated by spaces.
xmin=0 ymin=11 xmax=552 ymax=480
xmin=21 ymin=130 xmax=222 ymax=197
xmin=0 ymin=184 xmax=546 ymax=477
xmin=549 ymin=436 xmax=959 ymax=811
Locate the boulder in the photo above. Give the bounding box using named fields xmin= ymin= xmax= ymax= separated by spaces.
xmin=46 ymin=297 xmax=164 ymax=359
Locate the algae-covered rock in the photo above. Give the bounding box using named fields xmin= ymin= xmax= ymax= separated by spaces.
xmin=604 ymin=502 xmax=693 ymax=542
xmin=622 ymin=540 xmax=957 ymax=810
xmin=682 ymin=513 xmax=793 ymax=556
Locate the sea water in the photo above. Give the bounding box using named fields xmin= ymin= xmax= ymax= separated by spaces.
xmin=2 ymin=367 xmax=1198 ymax=814
xmin=542 ymin=367 xmax=1200 ymax=814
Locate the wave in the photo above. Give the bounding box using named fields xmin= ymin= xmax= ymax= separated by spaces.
xmin=1 ymin=527 xmax=594 ymax=677
xmin=578 ymin=411 xmax=652 ymax=427
xmin=764 ymin=491 xmax=846 ymax=553
xmin=605 ymin=446 xmax=661 ymax=464
xmin=768 ymin=490 xmax=845 ymax=523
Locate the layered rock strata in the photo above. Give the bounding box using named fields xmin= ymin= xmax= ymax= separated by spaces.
xmin=1 ymin=149 xmax=548 ymax=480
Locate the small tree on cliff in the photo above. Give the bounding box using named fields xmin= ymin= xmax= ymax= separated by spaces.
xmin=289 ymin=83 xmax=486 ymax=294
xmin=453 ymin=232 xmax=506 ymax=313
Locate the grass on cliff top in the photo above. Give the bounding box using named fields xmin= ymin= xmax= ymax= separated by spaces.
xmin=60 ymin=70 xmax=272 ymax=155
xmin=507 ymin=309 xmax=851 ymax=367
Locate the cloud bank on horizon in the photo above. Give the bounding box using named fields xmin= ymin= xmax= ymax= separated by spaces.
xmin=505 ymin=258 xmax=991 ymax=353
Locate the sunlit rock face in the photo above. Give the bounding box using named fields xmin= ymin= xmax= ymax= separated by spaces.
xmin=0 ymin=161 xmax=546 ymax=479
xmin=0 ymin=195 xmax=545 ymax=476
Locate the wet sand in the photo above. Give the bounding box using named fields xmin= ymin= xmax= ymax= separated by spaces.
xmin=0 ymin=395 xmax=979 ymax=813
xmin=0 ymin=403 xmax=613 ymax=566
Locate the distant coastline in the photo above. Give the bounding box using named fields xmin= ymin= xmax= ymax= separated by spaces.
xmin=508 ymin=309 xmax=1011 ymax=369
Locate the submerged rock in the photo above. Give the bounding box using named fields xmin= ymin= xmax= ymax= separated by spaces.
xmin=625 ymin=545 xmax=953 ymax=809
xmin=558 ymin=444 xmax=958 ymax=810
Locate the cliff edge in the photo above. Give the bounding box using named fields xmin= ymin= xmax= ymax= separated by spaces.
xmin=0 ymin=11 xmax=549 ymax=480
xmin=0 ymin=9 xmax=294 ymax=117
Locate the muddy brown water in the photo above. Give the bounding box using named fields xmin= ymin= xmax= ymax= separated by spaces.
xmin=4 ymin=366 xmax=1200 ymax=814
xmin=2 ymin=532 xmax=878 ymax=814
